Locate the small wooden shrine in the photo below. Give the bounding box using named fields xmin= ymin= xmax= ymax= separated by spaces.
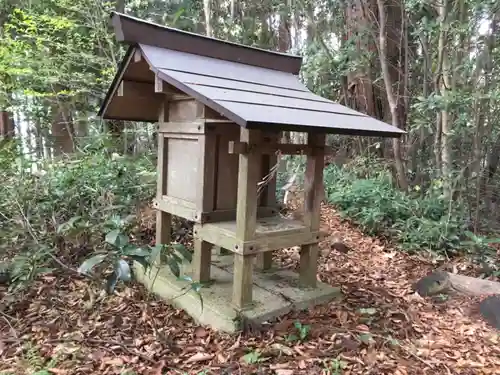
xmin=99 ymin=12 xmax=404 ymax=331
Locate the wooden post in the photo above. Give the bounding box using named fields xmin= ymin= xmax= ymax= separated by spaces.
xmin=255 ymin=132 xmax=278 ymax=271
xmin=299 ymin=133 xmax=325 ymax=288
xmin=232 ymin=128 xmax=260 ymax=309
xmin=156 ymin=133 xmax=172 ymax=263
xmin=193 ymin=239 xmax=212 ymax=283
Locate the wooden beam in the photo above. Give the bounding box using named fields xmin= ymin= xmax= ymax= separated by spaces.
xmin=232 ymin=128 xmax=261 ymax=309
xmin=155 ymin=73 xmax=163 ymax=93
xmin=299 ymin=133 xmax=326 ymax=288
xmin=158 ymin=121 xmax=205 ymax=134
xmin=155 ymin=133 xmax=172 ymax=259
xmin=133 ymin=48 xmax=142 ymax=62
xmin=256 ymin=132 xmax=279 ymax=271
xmin=111 ymin=11 xmax=303 ymax=74
xmin=228 ymin=141 xmax=334 ymax=156
xmin=193 ymin=239 xmax=212 ymax=283
xmin=154 ymin=73 xmax=185 ymax=95
xmin=116 ymin=80 xmax=160 ymax=98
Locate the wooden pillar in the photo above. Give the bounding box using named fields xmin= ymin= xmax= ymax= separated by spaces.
xmin=192 ymin=129 xmax=217 ymax=282
xmin=193 ymin=239 xmax=212 ymax=283
xmin=299 ymin=133 xmax=325 ymax=288
xmin=255 ymin=132 xmax=279 ymax=271
xmin=232 ymin=128 xmax=260 ymax=309
xmin=155 ymin=133 xmax=172 ymax=263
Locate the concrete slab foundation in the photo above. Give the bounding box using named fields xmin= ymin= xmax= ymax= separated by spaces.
xmin=133 ymin=254 xmax=341 ymax=333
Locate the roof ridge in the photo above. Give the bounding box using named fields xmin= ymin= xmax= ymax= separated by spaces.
xmin=110 ymin=11 xmax=302 ymax=74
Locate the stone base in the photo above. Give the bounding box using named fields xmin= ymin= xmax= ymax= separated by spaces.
xmin=133 ymin=254 xmax=341 ymax=333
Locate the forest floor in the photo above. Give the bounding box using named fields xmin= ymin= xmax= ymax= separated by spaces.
xmin=1 ymin=205 xmax=499 ymax=375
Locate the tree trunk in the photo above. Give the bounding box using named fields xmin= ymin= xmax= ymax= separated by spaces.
xmin=203 ymin=0 xmax=212 ymax=37
xmin=50 ymin=96 xmax=75 ymax=156
xmin=0 ymin=111 xmax=14 ymax=140
xmin=436 ymin=0 xmax=452 ymax=199
xmin=375 ymin=0 xmax=408 ymax=191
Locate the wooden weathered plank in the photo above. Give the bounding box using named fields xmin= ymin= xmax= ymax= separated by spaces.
xmin=197 ymin=133 xmax=217 ymax=212
xmin=299 ymin=133 xmax=326 ymax=288
xmin=114 ymin=12 xmax=302 ymax=74
xmin=256 ymin=132 xmax=279 ymax=271
xmin=185 ymin=84 xmax=366 ymax=116
xmin=157 ymin=134 xmax=168 ymax=196
xmin=133 ymin=48 xmax=142 ymax=62
xmin=169 ymin=98 xmax=201 ymax=122
xmin=154 ymin=196 xmax=199 ymax=222
xmin=160 ymin=69 xmax=331 ymax=103
xmin=236 ymin=128 xmax=261 ymax=239
xmin=215 ymin=101 xmax=404 ymax=137
xmin=232 ymin=252 xmax=254 ymax=309
xmin=142 ymin=45 xmax=307 ymax=92
xmin=165 ymin=137 xmax=199 ymax=203
xmin=228 ymin=141 xmax=334 ymax=156
xmin=158 ymin=121 xmax=205 ymax=134
xmin=193 ymin=239 xmax=212 ymax=283
xmin=232 ymin=128 xmax=261 ymax=308
xmin=215 ymin=129 xmax=240 ymax=210
xmin=155 ymin=132 xmax=171 ymax=251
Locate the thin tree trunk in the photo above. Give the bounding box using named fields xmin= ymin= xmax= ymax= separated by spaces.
xmin=375 ymin=0 xmax=408 ymax=191
xmin=203 ymin=0 xmax=212 ymax=37
xmin=437 ymin=0 xmax=452 ymax=199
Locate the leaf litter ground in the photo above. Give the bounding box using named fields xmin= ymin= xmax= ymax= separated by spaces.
xmin=1 ymin=205 xmax=499 ymax=375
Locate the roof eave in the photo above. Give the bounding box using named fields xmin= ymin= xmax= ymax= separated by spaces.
xmin=110 ymin=11 xmax=302 ymax=75
xmin=97 ymin=45 xmax=136 ymax=119
xmin=246 ymin=121 xmax=406 ymax=138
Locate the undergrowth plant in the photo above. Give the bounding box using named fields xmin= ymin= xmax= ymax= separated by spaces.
xmin=276 ymin=155 xmax=499 ymax=265
xmin=0 ymin=142 xmax=157 ymax=290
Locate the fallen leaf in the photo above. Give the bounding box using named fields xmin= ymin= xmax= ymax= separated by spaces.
xmin=48 ymin=369 xmax=68 ymax=375
xmin=270 ymin=343 xmax=294 ymax=356
xmin=275 ymin=370 xmax=294 ymax=375
xmin=149 ymin=360 xmax=165 ymax=375
xmin=102 ymin=357 xmax=125 ymax=366
xmin=194 ymin=326 xmax=208 ymax=338
xmin=185 ymin=352 xmax=214 ymax=363
xmin=356 ymin=324 xmax=370 ymax=332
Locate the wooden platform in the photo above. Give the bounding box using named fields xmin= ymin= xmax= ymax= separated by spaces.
xmin=133 ymin=254 xmax=341 ymax=333
xmin=194 ymin=215 xmax=326 ymax=255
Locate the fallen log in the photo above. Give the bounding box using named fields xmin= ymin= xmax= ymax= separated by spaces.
xmin=414 ymin=271 xmax=500 ymax=329
xmin=414 ymin=270 xmax=500 ymax=297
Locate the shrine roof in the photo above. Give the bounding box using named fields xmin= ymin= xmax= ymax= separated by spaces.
xmin=98 ymin=12 xmax=405 ymax=138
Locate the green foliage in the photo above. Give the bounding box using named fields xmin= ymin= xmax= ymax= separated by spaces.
xmin=78 ymin=225 xmax=192 ymax=294
xmin=324 ymin=162 xmax=468 ymax=255
xmin=242 ymin=350 xmax=265 ymax=364
xmin=285 ymin=320 xmax=311 ymax=343
xmin=0 ymin=142 xmax=156 ymax=290
xmin=323 ymin=357 xmax=348 ymax=375
xmin=276 ymin=155 xmax=494 ymax=257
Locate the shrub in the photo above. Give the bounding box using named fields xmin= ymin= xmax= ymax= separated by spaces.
xmin=323 ymin=162 xmax=467 ymax=254
xmin=0 ymin=142 xmax=157 ymax=290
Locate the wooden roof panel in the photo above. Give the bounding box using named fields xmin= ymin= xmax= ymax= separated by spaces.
xmin=173 ymin=79 xmax=367 ymax=117
xmin=213 ymin=101 xmax=403 ymax=137
xmin=140 ymin=44 xmax=309 ymax=92
xmin=159 ymin=69 xmax=333 ymax=103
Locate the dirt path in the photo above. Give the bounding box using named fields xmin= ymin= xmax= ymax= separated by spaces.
xmin=1 ymin=206 xmax=499 ymax=374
